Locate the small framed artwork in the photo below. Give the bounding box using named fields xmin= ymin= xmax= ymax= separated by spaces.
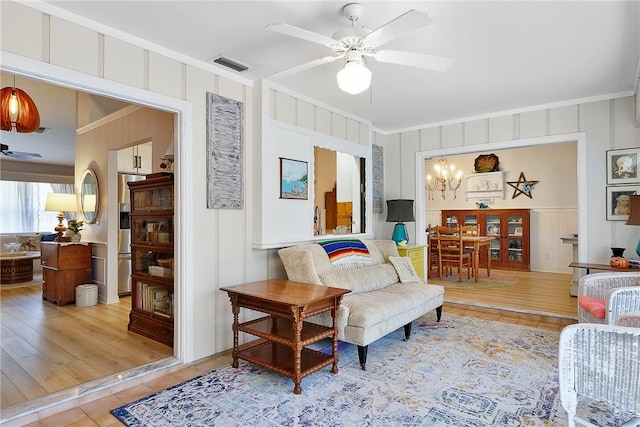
xmin=606 ymin=185 xmax=639 ymax=221
xmin=606 ymin=148 xmax=640 ymax=185
xmin=513 ymin=227 xmax=523 ymax=236
xmin=280 ymin=158 xmax=308 ymax=200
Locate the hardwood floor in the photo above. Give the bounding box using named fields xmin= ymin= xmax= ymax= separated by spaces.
xmin=0 ymin=277 xmax=173 ymax=413
xmin=431 ymin=269 xmax=578 ymax=319
xmin=1 ymin=269 xmax=578 ymax=426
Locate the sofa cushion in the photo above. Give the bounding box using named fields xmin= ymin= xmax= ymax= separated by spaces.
xmin=40 ymin=233 xmax=58 ymax=242
xmin=19 ymin=234 xmax=42 ymax=252
xmin=389 ymin=256 xmax=423 ymax=284
xmin=320 ymin=263 xmax=399 ymax=294
xmin=578 ymin=296 xmax=606 ymax=319
xmin=343 ymin=283 xmax=444 ymax=328
xmin=614 ymin=313 xmax=640 ymax=328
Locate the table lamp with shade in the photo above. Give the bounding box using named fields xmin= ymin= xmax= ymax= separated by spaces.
xmin=45 ymin=193 xmax=77 ymax=242
xmin=386 ymin=199 xmax=415 ymax=245
xmin=625 ymin=194 xmax=640 ymax=257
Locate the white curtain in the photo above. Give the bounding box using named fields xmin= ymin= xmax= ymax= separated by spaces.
xmin=0 ymin=181 xmax=73 ymax=233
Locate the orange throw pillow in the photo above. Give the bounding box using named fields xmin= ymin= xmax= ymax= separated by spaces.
xmin=578 ymin=296 xmax=606 ymax=319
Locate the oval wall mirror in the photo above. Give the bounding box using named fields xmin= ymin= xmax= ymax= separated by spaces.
xmin=80 ymin=168 xmax=99 ymax=224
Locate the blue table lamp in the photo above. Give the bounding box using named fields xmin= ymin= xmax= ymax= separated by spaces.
xmin=625 ymin=195 xmax=640 ymax=257
xmin=386 ymin=199 xmax=415 ymax=245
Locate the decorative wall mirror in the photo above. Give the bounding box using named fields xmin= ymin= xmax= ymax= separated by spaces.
xmin=80 ymin=168 xmax=99 ymax=224
xmin=314 ymin=147 xmax=364 ymax=235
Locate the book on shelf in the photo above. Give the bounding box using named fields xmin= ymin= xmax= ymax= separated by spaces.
xmin=137 ymin=282 xmax=173 ymax=317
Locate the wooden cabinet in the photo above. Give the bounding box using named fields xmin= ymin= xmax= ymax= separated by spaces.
xmin=442 ymin=209 xmax=530 ymax=270
xmin=41 ymin=242 xmax=92 ymax=305
xmin=397 ymin=245 xmax=426 ymax=279
xmin=118 ymin=142 xmax=152 ymax=174
xmin=128 ymin=172 xmax=174 ymax=347
xmin=325 ymin=186 xmax=353 ymax=233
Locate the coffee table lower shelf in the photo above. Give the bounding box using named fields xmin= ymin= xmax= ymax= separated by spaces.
xmin=238 ymin=341 xmax=334 ymax=379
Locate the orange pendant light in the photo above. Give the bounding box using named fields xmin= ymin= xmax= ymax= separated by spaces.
xmin=1 ymin=84 xmax=41 ymax=133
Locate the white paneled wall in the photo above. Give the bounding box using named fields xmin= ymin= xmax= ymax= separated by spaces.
xmin=268 ymin=87 xmax=371 ymax=143
xmin=529 ymin=209 xmax=578 ymax=273
xmin=103 ymin=37 xmax=145 ymax=88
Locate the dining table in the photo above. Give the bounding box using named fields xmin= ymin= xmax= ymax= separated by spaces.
xmin=428 ymin=235 xmax=495 ymax=283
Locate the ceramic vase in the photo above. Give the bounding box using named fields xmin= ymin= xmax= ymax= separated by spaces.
xmin=610 ymin=247 xmax=625 ymax=258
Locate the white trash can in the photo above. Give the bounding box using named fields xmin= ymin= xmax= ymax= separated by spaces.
xmin=76 ymin=284 xmax=98 ymax=307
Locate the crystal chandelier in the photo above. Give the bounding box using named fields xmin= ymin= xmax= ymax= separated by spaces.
xmin=425 ymin=158 xmax=463 ymax=200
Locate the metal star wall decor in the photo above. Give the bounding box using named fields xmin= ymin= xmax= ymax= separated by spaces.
xmin=507 ymin=172 xmax=539 ymax=199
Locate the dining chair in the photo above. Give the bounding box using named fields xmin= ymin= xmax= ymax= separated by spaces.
xmin=460 ymin=224 xmax=479 ymax=259
xmin=426 ymin=224 xmax=440 ymax=278
xmin=434 ymin=225 xmax=461 ymax=278
xmin=436 ymin=225 xmax=473 ymax=281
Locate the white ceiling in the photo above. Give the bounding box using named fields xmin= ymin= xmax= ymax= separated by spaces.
xmin=1 ymin=1 xmax=639 ymax=165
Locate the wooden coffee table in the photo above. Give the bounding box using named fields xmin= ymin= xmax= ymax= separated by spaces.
xmin=221 ymin=279 xmax=350 ymax=394
xmin=0 ymin=252 xmax=40 ymax=284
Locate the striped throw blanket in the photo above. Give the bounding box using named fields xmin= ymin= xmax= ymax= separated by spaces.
xmin=317 ymin=239 xmax=371 ymax=270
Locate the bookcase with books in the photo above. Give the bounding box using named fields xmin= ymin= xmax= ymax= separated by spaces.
xmin=127 ymin=173 xmax=174 ymax=347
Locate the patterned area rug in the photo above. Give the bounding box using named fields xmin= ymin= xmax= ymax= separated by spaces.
xmin=112 ymin=313 xmax=626 ymax=426
xmin=428 ymin=271 xmax=518 ymax=289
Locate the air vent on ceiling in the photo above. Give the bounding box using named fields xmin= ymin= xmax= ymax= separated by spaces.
xmin=36 ymin=127 xmax=52 ymax=134
xmin=212 ymin=55 xmax=250 ymax=72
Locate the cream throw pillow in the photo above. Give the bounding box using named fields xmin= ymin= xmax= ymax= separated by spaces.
xmin=389 ymin=256 xmax=423 ymax=284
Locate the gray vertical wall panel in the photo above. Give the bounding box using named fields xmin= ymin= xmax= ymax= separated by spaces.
xmin=372 ymin=144 xmax=384 ymax=213
xmin=206 ymin=92 xmax=244 ymax=209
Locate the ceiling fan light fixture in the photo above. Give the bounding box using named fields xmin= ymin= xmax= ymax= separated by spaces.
xmin=336 ymin=57 xmax=371 ymax=95
xmin=0 ymin=85 xmax=41 ymax=133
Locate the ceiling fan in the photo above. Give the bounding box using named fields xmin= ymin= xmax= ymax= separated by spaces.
xmin=0 ymin=143 xmax=42 ymax=159
xmin=266 ymin=3 xmax=452 ymax=94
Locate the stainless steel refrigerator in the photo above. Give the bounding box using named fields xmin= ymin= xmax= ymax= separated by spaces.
xmin=118 ymin=173 xmax=145 ymax=295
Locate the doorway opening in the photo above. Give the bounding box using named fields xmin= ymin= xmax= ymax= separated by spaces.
xmin=1 ymin=53 xmax=190 ymax=420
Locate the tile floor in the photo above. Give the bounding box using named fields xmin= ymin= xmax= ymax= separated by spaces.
xmin=8 ymin=304 xmax=577 ymax=427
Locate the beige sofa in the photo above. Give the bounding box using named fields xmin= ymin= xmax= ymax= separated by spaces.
xmin=278 ymin=239 xmax=444 ymax=370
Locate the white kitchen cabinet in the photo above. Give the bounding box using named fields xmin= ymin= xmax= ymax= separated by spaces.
xmin=118 ymin=142 xmax=152 ymax=174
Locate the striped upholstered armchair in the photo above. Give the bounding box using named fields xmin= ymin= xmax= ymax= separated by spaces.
xmin=577 ymin=272 xmax=640 ymax=324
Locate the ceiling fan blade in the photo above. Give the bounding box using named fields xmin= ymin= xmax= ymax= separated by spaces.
xmin=3 ymin=150 xmax=42 ymax=158
xmin=363 ymin=9 xmax=434 ymax=48
xmin=373 ymin=50 xmax=453 ymax=72
xmin=267 ymin=55 xmax=343 ymax=80
xmin=266 ymin=23 xmax=340 ymax=48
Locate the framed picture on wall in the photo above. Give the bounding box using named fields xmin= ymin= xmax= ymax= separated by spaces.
xmin=606 ymin=185 xmax=639 ymax=221
xmin=606 ymin=148 xmax=640 ymax=185
xmin=280 ymin=158 xmax=308 ymax=200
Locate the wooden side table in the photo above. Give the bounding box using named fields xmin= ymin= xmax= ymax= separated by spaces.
xmin=397 ymin=245 xmax=426 ymax=279
xmin=221 ymin=279 xmax=350 ymax=394
xmin=569 ymin=262 xmax=636 ymax=274
xmin=41 ymin=242 xmax=92 ymax=306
